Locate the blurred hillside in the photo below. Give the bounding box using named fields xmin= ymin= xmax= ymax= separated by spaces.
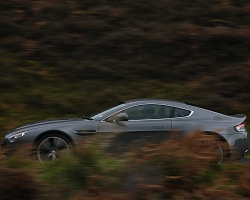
xmin=0 ymin=0 xmax=250 ymax=134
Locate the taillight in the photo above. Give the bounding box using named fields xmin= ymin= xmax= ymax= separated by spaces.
xmin=235 ymin=123 xmax=246 ymax=132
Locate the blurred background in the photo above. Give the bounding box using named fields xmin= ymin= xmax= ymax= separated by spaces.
xmin=1 ymin=1 xmax=250 ymax=199
xmin=1 ymin=0 xmax=250 ymax=136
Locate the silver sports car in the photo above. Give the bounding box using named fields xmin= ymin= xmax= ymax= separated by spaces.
xmin=0 ymin=99 xmax=249 ymax=162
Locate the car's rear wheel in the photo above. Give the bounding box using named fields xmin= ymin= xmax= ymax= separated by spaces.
xmin=36 ymin=134 xmax=71 ymax=163
xmin=212 ymin=140 xmax=224 ymax=163
xmin=198 ymin=133 xmax=227 ymax=163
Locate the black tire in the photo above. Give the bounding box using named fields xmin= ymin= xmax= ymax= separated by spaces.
xmin=36 ymin=133 xmax=71 ymax=163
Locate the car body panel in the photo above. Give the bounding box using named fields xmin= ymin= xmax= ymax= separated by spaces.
xmin=98 ymin=118 xmax=172 ymax=145
xmin=1 ymin=98 xmax=249 ymax=161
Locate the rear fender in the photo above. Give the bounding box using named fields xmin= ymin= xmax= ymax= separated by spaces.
xmin=202 ymin=131 xmax=231 ymax=160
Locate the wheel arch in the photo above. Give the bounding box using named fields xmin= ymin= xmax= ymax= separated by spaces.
xmin=202 ymin=131 xmax=231 ymax=159
xmin=34 ymin=130 xmax=75 ymax=146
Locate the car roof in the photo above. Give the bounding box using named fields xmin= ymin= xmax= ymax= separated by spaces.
xmin=121 ymin=98 xmax=186 ymax=105
xmin=120 ymin=99 xmax=227 ymax=119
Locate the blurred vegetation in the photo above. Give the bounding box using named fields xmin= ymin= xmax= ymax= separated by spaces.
xmin=1 ymin=1 xmax=250 ymax=199
xmin=1 ymin=0 xmax=250 ymax=135
xmin=0 ymin=2 xmax=250 ymax=200
xmin=1 ymin=132 xmax=250 ymax=200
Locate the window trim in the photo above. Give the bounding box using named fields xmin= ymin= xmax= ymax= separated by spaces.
xmin=171 ymin=107 xmax=194 ymax=118
xmin=101 ymin=103 xmax=190 ymax=122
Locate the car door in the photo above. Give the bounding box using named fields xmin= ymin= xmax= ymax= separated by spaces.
xmin=97 ymin=104 xmax=173 ymax=151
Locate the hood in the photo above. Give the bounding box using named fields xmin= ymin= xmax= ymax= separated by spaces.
xmin=11 ymin=118 xmax=85 ymax=132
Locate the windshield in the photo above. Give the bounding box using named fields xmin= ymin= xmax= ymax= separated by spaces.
xmin=91 ymin=103 xmax=126 ymax=120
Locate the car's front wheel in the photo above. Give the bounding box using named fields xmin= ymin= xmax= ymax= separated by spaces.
xmin=36 ymin=134 xmax=71 ymax=163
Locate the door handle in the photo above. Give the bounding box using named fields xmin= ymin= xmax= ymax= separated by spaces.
xmin=153 ymin=126 xmax=164 ymax=129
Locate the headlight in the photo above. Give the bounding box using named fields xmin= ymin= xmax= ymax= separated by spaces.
xmin=7 ymin=131 xmax=28 ymax=143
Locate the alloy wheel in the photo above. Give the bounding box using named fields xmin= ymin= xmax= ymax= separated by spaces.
xmin=37 ymin=136 xmax=70 ymax=163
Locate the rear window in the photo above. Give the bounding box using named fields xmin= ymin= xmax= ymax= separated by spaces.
xmin=173 ymin=108 xmax=191 ymax=118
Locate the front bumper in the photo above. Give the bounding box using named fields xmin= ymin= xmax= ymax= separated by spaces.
xmin=0 ymin=138 xmax=6 ymax=155
xmin=0 ymin=138 xmax=5 ymax=146
xmin=0 ymin=138 xmax=15 ymax=156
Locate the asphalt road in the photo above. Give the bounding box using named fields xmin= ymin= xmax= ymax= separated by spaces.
xmin=234 ymin=157 xmax=250 ymax=163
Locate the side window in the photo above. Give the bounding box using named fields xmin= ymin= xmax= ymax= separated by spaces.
xmin=173 ymin=108 xmax=191 ymax=118
xmin=125 ymin=105 xmax=145 ymax=120
xmin=106 ymin=104 xmax=173 ymax=121
xmin=125 ymin=104 xmax=173 ymax=120
xmin=152 ymin=105 xmax=172 ymax=119
xmin=158 ymin=105 xmax=172 ymax=118
xmin=105 ymin=105 xmax=146 ymax=121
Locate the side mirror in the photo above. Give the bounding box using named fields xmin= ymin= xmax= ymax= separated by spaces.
xmin=116 ymin=113 xmax=129 ymax=122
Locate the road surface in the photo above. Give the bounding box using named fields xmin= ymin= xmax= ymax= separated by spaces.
xmin=234 ymin=157 xmax=250 ymax=163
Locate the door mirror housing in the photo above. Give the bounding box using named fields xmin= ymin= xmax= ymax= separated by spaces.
xmin=116 ymin=113 xmax=129 ymax=122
